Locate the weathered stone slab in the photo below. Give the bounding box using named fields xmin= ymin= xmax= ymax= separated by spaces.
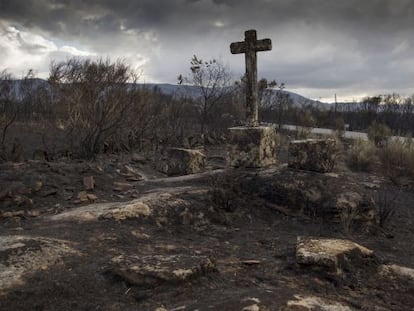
xmin=296 ymin=236 xmax=375 ymax=274
xmin=380 ymin=264 xmax=414 ymax=281
xmin=227 ymin=126 xmax=277 ymax=168
xmin=158 ymin=148 xmax=206 ymax=176
xmin=50 ymin=200 xmax=151 ymax=222
xmin=288 ymin=139 xmax=337 ymax=173
xmin=0 ymin=235 xmax=78 ymax=294
xmin=285 ymin=295 xmax=352 ymax=311
xmin=110 ymin=254 xmax=216 ymax=287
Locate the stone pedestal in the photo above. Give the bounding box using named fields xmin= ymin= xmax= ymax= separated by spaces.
xmin=288 ymin=139 xmax=337 ymax=173
xmin=158 ymin=148 xmax=205 ymax=176
xmin=227 ymin=126 xmax=277 ymax=168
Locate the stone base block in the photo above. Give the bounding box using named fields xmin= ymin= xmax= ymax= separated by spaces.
xmin=288 ymin=139 xmax=337 ymax=173
xmin=227 ymin=126 xmax=277 ymax=168
xmin=158 ymin=148 xmax=205 ymax=176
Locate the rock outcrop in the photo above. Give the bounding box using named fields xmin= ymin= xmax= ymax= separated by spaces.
xmin=285 ymin=295 xmax=352 ymax=311
xmin=288 ymin=139 xmax=337 ymax=173
xmin=296 ymin=236 xmax=376 ymax=275
xmin=0 ymin=235 xmax=78 ymax=294
xmin=110 ymin=254 xmax=216 ymax=288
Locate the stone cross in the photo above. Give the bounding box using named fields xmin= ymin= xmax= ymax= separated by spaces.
xmin=230 ymin=30 xmax=272 ymax=126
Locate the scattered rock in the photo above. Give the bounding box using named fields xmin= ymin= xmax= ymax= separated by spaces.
xmin=242 ymin=304 xmax=260 ymax=311
xmin=86 ymin=193 xmax=98 ymax=202
xmin=76 ymin=191 xmax=89 ymax=203
xmin=285 ymin=295 xmax=352 ymax=311
xmin=41 ymin=188 xmax=58 ymax=197
xmin=110 ymin=254 xmax=216 ymax=288
xmin=288 ymin=139 xmax=337 ymax=173
xmin=131 ymin=230 xmax=151 ymax=239
xmin=296 ymin=236 xmax=376 ymax=275
xmin=120 ymin=165 xmax=143 ymax=181
xmin=75 ymin=191 xmax=97 ymax=203
xmin=158 ymin=148 xmax=206 ymax=176
xmin=113 ymin=181 xmax=133 ymax=192
xmin=83 ymin=176 xmax=95 ymax=190
xmin=0 ymin=235 xmax=78 ymax=294
xmin=1 ymin=210 xmax=40 ymax=219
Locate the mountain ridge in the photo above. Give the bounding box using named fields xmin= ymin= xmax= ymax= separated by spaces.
xmin=1 ymin=79 xmax=331 ymax=110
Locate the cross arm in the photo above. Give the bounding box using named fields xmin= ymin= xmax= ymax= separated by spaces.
xmin=230 ymin=41 xmax=246 ymax=54
xmin=254 ymin=39 xmax=272 ymax=52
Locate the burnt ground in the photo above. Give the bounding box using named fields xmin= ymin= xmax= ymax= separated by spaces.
xmin=0 ymin=145 xmax=414 ymax=310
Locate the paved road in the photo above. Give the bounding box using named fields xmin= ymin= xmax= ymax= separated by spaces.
xmin=280 ymin=124 xmax=412 ymax=142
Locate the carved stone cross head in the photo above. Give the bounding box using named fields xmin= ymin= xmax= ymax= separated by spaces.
xmin=230 ymin=30 xmax=272 ymax=126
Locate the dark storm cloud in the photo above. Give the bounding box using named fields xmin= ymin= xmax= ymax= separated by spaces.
xmin=1 ymin=0 xmax=414 ymax=100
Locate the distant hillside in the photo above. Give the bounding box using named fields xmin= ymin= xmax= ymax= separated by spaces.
xmin=1 ymin=79 xmax=330 ymax=110
xmin=140 ymin=83 xmax=330 ymax=110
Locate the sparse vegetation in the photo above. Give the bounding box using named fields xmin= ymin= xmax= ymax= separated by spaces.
xmin=0 ymin=70 xmax=19 ymax=161
xmin=368 ymin=121 xmax=392 ymax=147
xmin=346 ymin=139 xmax=377 ymax=172
xmin=378 ymin=138 xmax=414 ymax=184
xmin=208 ymin=170 xmax=245 ymax=212
xmin=371 ymin=187 xmax=399 ymax=228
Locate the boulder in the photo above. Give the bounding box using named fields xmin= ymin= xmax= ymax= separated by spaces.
xmin=227 ymin=126 xmax=277 ymax=168
xmin=379 ymin=264 xmax=414 ymax=281
xmin=285 ymin=295 xmax=352 ymax=311
xmin=110 ymin=254 xmax=216 ymax=288
xmin=0 ymin=235 xmax=78 ymax=294
xmin=296 ymin=236 xmax=376 ymax=275
xmin=83 ymin=176 xmax=95 ymax=190
xmin=158 ymin=148 xmax=206 ymax=176
xmin=288 ymin=139 xmax=337 ymax=173
xmin=50 ymin=200 xmax=151 ymax=222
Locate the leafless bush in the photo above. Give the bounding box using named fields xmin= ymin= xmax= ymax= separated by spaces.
xmin=49 ymin=58 xmax=141 ymax=158
xmin=371 ymin=187 xmax=399 ymax=228
xmin=179 ymin=55 xmax=232 ymax=135
xmin=208 ymin=170 xmax=245 ymax=212
xmin=340 ymin=204 xmax=360 ymax=234
xmin=0 ymin=70 xmax=19 ymax=161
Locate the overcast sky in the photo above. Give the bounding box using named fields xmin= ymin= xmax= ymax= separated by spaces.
xmin=1 ymin=0 xmax=414 ymax=102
